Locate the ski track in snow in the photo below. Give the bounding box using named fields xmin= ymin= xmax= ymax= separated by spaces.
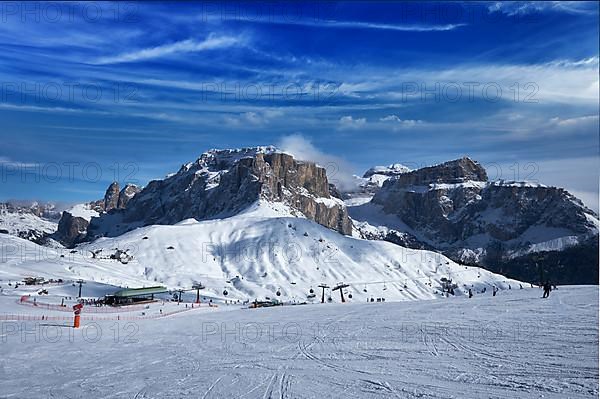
xmin=0 ymin=286 xmax=597 ymax=398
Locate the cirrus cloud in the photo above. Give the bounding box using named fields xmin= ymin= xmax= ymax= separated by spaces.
xmin=93 ymin=34 xmax=242 ymax=65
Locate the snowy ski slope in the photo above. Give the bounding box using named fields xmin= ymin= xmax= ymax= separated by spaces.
xmin=1 ymin=201 xmax=521 ymax=303
xmin=0 ymin=285 xmax=597 ymax=398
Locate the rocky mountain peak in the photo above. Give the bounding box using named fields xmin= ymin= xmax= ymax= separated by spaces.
xmin=363 ymin=163 xmax=411 ymax=178
xmin=181 ymin=146 xmax=279 ymax=173
xmin=55 ymin=182 xmax=141 ymax=246
xmin=84 ymin=148 xmax=352 ymax=242
xmin=117 ymin=184 xmax=141 ymax=209
xmin=356 ymin=157 xmax=598 ymax=284
xmin=385 ymin=157 xmax=488 ymax=188
xmin=56 ymin=212 xmax=88 ymax=247
xmin=103 ymin=182 xmax=120 ymax=211
xmin=99 ymin=182 xmax=141 ymax=212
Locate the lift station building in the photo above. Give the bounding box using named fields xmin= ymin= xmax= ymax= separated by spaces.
xmin=105 ymin=286 xmax=168 ymax=305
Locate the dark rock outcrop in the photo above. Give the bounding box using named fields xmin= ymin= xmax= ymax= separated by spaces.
xmin=51 ymin=182 xmax=141 ymax=247
xmin=387 ymin=157 xmax=487 ymax=187
xmin=89 ymin=182 xmax=140 ymax=213
xmin=117 ymin=184 xmax=141 ymax=209
xmin=55 ymin=212 xmax=89 ymax=247
xmin=87 ymin=147 xmax=352 ymax=239
xmin=103 ymin=182 xmax=121 ymax=211
xmin=355 ymin=157 xmax=599 ymax=284
xmin=363 ymin=163 xmax=411 ymax=179
xmin=344 ymin=163 xmax=411 ymax=200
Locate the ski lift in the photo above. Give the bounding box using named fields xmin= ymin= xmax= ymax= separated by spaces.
xmin=327 ymin=296 xmax=332 ymax=303
xmin=348 ymin=293 xmax=353 ymax=299
xmin=276 ymin=289 xmax=281 ymax=296
xmin=363 ymin=284 xmax=368 ymax=293
xmin=309 ymin=287 xmax=314 ymax=294
xmin=223 ymin=289 xmax=228 ymax=296
xmin=383 ymin=282 xmax=387 ymax=291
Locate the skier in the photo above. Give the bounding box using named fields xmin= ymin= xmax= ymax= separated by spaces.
xmin=468 ymin=288 xmax=473 ymax=298
xmin=542 ymin=281 xmax=552 ymax=298
xmin=492 ymin=286 xmax=498 ymax=296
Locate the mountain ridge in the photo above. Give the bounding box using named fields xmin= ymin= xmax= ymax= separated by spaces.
xmin=2 ymin=147 xmax=597 ymax=284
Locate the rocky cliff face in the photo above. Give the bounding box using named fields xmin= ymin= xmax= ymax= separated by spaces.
xmin=85 ymin=147 xmax=352 ymax=240
xmin=55 ymin=212 xmax=89 ymax=247
xmin=351 ymin=157 xmax=599 ymax=284
xmin=93 ymin=182 xmax=141 ymax=212
xmin=388 ymin=157 xmax=487 ymax=187
xmin=103 ymin=182 xmax=120 ymax=211
xmin=344 ymin=163 xmax=412 ymax=201
xmin=117 ymin=184 xmax=141 ymax=209
xmin=54 ymin=182 xmax=141 ymax=247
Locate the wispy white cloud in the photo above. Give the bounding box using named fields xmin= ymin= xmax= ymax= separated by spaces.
xmin=277 ymin=134 xmax=358 ymax=191
xmin=548 ymin=114 xmax=599 ymax=128
xmin=338 ymin=115 xmax=366 ymax=130
xmin=223 ymin=110 xmax=284 ymax=127
xmin=286 ymin=20 xmax=465 ymax=32
xmin=0 ymin=157 xmax=39 ymax=168
xmin=211 ymin=14 xmax=466 ymax=32
xmin=0 ymin=103 xmax=110 ymax=115
xmin=94 ymin=34 xmax=242 ymax=65
xmin=380 ymin=115 xmax=423 ymax=127
xmin=334 ymin=57 xmax=599 ymax=105
xmin=488 ymin=1 xmax=598 ymax=16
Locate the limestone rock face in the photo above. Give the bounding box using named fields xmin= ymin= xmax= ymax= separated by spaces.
xmin=388 ymin=157 xmax=487 ymax=187
xmin=103 ymin=182 xmax=121 ymax=211
xmin=55 ymin=211 xmax=89 ymax=247
xmin=87 ymin=147 xmax=352 ymax=239
xmin=363 ymin=163 xmax=412 ymax=179
xmin=354 ymin=157 xmax=599 ymax=284
xmin=117 ymin=184 xmax=141 ymax=209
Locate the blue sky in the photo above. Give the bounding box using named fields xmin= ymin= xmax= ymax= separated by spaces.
xmin=0 ymin=1 xmax=598 ymax=210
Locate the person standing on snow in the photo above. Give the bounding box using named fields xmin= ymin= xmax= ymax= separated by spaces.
xmin=542 ymin=281 xmax=552 ymax=298
xmin=468 ymin=289 xmax=473 ymax=298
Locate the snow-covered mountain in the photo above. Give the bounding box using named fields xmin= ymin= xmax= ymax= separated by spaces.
xmin=0 ymin=200 xmax=521 ymax=302
xmin=84 ymin=147 xmax=351 ymax=241
xmin=348 ymin=157 xmax=599 ymax=284
xmin=3 ymin=148 xmax=596 ymax=288
xmin=344 ymin=163 xmax=412 ymax=204
xmin=0 ymin=201 xmax=60 ymax=244
xmin=54 ymin=182 xmax=141 ymax=246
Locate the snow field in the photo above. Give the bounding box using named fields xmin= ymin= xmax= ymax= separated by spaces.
xmin=0 ymin=286 xmax=597 ymax=398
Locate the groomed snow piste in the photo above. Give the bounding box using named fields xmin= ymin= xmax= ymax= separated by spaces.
xmin=0 ymin=284 xmax=597 ymax=398
xmin=1 ymin=201 xmax=521 ymax=303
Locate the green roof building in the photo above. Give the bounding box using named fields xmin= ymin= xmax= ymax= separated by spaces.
xmin=106 ymin=286 xmax=168 ymax=305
